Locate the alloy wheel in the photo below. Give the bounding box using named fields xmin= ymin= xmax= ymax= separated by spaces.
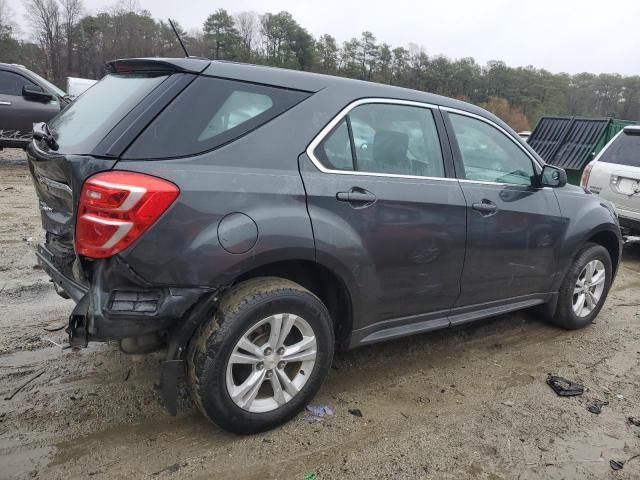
xmin=225 ymin=313 xmax=317 ymax=413
xmin=572 ymin=259 xmax=606 ymax=317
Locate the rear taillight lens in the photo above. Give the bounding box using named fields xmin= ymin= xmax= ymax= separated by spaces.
xmin=581 ymin=161 xmax=595 ymax=188
xmin=75 ymin=171 xmax=179 ymax=259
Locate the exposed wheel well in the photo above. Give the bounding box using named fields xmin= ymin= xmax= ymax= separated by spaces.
xmin=233 ymin=260 xmax=353 ymax=349
xmin=588 ymin=230 xmax=620 ymax=274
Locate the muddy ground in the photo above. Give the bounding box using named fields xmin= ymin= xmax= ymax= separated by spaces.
xmin=1 ymin=148 xmax=640 ymax=480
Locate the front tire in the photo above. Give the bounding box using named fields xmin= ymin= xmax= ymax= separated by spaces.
xmin=550 ymin=242 xmax=612 ymax=329
xmin=187 ymin=277 xmax=334 ymax=434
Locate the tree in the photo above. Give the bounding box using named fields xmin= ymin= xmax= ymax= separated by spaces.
xmin=60 ymin=0 xmax=83 ymax=74
xmin=316 ymin=34 xmax=338 ymax=73
xmin=203 ymin=8 xmax=240 ymax=60
xmin=235 ymin=11 xmax=259 ymax=59
xmin=24 ymin=0 xmax=62 ymax=82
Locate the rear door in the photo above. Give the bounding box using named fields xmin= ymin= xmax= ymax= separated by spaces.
xmin=589 ymin=129 xmax=640 ymax=218
xmin=299 ymin=100 xmax=467 ymax=341
xmin=442 ymin=109 xmax=563 ymax=313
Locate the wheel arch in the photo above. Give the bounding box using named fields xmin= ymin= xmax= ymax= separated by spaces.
xmin=232 ymin=259 xmax=354 ymax=350
xmin=585 ymin=227 xmax=621 ymax=276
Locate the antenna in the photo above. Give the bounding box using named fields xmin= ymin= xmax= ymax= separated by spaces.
xmin=168 ymin=18 xmax=189 ymax=58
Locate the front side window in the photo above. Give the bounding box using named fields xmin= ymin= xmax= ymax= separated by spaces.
xmin=599 ymin=131 xmax=640 ymax=167
xmin=0 ymin=71 xmax=34 ymax=96
xmin=125 ymin=77 xmax=309 ymax=159
xmin=449 ymin=113 xmax=534 ymax=185
xmin=314 ymin=103 xmax=445 ymax=178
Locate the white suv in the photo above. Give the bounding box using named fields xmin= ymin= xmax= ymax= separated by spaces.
xmin=582 ymin=126 xmax=640 ymax=236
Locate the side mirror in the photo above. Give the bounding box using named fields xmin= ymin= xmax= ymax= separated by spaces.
xmin=23 ymin=84 xmax=53 ymax=102
xmin=540 ymin=164 xmax=567 ymax=188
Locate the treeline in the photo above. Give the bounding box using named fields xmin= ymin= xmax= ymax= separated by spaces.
xmin=1 ymin=0 xmax=639 ymax=130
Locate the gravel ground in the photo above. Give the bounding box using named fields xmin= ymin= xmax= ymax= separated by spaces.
xmin=1 ymin=148 xmax=640 ymax=480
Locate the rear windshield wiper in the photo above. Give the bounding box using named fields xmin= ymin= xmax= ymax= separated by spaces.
xmin=32 ymin=122 xmax=59 ymax=151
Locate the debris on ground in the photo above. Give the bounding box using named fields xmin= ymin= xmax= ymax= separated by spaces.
xmin=586 ymin=400 xmax=608 ymax=414
xmin=610 ymin=459 xmax=624 ymax=471
xmin=546 ymin=375 xmax=585 ymax=396
xmin=348 ymin=408 xmax=363 ymax=417
xmin=303 ymin=472 xmax=317 ymax=480
xmin=4 ymin=369 xmax=45 ymax=400
xmin=616 ymin=394 xmax=624 ymax=400
xmin=304 ymin=405 xmax=334 ymax=421
xmin=502 ymin=401 xmax=514 ymax=407
xmin=628 ymin=417 xmax=640 ymax=427
xmin=43 ymin=323 xmax=66 ymax=332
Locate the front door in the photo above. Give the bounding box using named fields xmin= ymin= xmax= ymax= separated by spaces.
xmin=443 ymin=109 xmax=563 ymax=310
xmin=0 ymin=70 xmax=59 ymax=145
xmin=299 ymin=101 xmax=467 ymax=338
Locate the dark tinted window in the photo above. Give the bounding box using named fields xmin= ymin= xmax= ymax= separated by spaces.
xmin=314 ymin=103 xmax=445 ymax=177
xmin=49 ymin=73 xmax=168 ymax=154
xmin=599 ymin=131 xmax=640 ymax=167
xmin=449 ymin=113 xmax=534 ymax=185
xmin=0 ymin=70 xmax=34 ymax=96
xmin=125 ymin=77 xmax=310 ymax=159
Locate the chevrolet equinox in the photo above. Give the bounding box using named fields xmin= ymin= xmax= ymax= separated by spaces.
xmin=28 ymin=58 xmax=622 ymax=434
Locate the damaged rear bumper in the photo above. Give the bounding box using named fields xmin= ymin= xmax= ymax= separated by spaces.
xmin=36 ymin=243 xmax=213 ymax=341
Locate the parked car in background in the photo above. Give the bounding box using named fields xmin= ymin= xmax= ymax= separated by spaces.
xmin=518 ymin=130 xmax=531 ymax=142
xmin=28 ymin=58 xmax=622 ymax=434
xmin=582 ymin=126 xmax=640 ymax=236
xmin=66 ymin=76 xmax=98 ymax=99
xmin=0 ymin=63 xmax=70 ymax=149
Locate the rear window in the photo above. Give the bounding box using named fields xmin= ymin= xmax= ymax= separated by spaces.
xmin=49 ymin=73 xmax=168 ymax=154
xmin=599 ymin=132 xmax=640 ymax=167
xmin=123 ymin=76 xmax=310 ymax=159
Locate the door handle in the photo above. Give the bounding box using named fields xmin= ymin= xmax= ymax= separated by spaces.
xmin=0 ymin=101 xmax=11 ymax=106
xmin=472 ymin=200 xmax=498 ymax=215
xmin=336 ymin=188 xmax=376 ymax=206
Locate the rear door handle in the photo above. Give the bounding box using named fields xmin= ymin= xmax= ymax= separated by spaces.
xmin=472 ymin=200 xmax=498 ymax=215
xmin=336 ymin=188 xmax=376 ymax=206
xmin=0 ymin=101 xmax=11 ymax=106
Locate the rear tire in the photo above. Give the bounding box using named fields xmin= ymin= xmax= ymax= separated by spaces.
xmin=187 ymin=277 xmax=334 ymax=434
xmin=550 ymin=242 xmax=612 ymax=329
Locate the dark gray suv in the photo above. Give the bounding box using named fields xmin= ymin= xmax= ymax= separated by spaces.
xmin=0 ymin=63 xmax=69 ymax=148
xmin=27 ymin=58 xmax=622 ymax=434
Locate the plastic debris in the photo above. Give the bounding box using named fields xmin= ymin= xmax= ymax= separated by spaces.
xmin=348 ymin=408 xmax=363 ymax=417
xmin=616 ymin=394 xmax=624 ymax=400
xmin=586 ymin=400 xmax=608 ymax=414
xmin=303 ymin=472 xmax=317 ymax=480
xmin=610 ymin=460 xmax=624 ymax=471
xmin=546 ymin=375 xmax=584 ymax=396
xmin=628 ymin=417 xmax=640 ymax=426
xmin=304 ymin=405 xmax=333 ymax=421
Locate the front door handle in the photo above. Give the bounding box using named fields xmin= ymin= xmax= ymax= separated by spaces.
xmin=472 ymin=200 xmax=498 ymax=216
xmin=0 ymin=101 xmax=11 ymax=106
xmin=336 ymin=188 xmax=376 ymax=206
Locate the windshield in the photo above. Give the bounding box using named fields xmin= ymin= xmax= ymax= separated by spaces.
xmin=599 ymin=132 xmax=640 ymax=167
xmin=49 ymin=73 xmax=168 ymax=154
xmin=28 ymin=70 xmax=67 ymax=98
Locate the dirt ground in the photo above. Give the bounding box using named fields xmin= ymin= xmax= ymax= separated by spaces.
xmin=1 ymin=148 xmax=640 ymax=480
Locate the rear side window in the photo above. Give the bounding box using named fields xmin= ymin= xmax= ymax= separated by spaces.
xmin=50 ymin=73 xmax=168 ymax=154
xmin=0 ymin=71 xmax=34 ymax=96
xmin=125 ymin=77 xmax=310 ymax=159
xmin=599 ymin=132 xmax=640 ymax=167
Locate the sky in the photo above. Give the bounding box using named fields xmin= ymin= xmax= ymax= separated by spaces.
xmin=7 ymin=0 xmax=640 ymax=75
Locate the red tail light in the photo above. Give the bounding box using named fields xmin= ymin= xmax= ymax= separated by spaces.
xmin=581 ymin=161 xmax=595 ymax=188
xmin=75 ymin=171 xmax=179 ymax=259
